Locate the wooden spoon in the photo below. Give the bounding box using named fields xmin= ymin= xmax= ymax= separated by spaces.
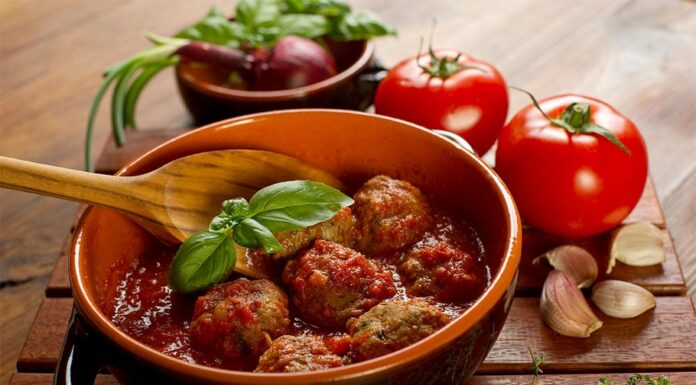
xmin=0 ymin=150 xmax=344 ymax=278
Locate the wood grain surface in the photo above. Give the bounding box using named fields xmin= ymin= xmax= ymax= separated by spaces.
xmin=9 ymin=372 xmax=696 ymax=385
xmin=2 ymin=1 xmax=695 ymax=384
xmin=15 ymin=297 xmax=696 ymax=375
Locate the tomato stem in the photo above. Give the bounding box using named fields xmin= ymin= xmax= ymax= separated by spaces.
xmin=415 ymin=19 xmax=483 ymax=79
xmin=509 ymin=87 xmax=631 ymax=155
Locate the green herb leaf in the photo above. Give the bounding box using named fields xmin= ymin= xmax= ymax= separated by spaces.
xmin=175 ymin=6 xmax=246 ymax=47
xmin=284 ymin=0 xmax=352 ymax=17
xmin=233 ymin=218 xmax=282 ymax=253
xmin=331 ymin=10 xmax=396 ymax=40
xmin=598 ymin=378 xmax=613 ymax=385
xmin=249 ymin=180 xmax=354 ymax=232
xmin=277 ymin=14 xmax=331 ymax=39
xmin=237 ymin=0 xmax=282 ymax=29
xmin=528 ymin=346 xmax=545 ymax=385
xmin=168 ymin=230 xmax=236 ymax=293
xmin=210 ymin=198 xmax=251 ymax=231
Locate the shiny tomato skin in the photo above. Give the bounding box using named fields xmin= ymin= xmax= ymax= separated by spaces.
xmin=495 ymin=94 xmax=648 ymax=237
xmin=374 ymin=49 xmax=508 ymax=155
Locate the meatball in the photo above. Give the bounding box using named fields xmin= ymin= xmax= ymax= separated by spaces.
xmin=346 ymin=300 xmax=449 ymax=362
xmin=257 ymin=207 xmax=358 ymax=260
xmin=255 ymin=335 xmax=346 ymax=373
xmin=189 ymin=278 xmax=290 ymax=359
xmin=282 ymin=240 xmax=397 ymax=328
xmin=353 ymin=175 xmax=432 ymax=255
xmin=399 ymin=239 xmax=484 ymax=302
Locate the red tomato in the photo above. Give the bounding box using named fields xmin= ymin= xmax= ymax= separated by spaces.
xmin=374 ymin=49 xmax=508 ymax=155
xmin=495 ymin=94 xmax=648 ymax=237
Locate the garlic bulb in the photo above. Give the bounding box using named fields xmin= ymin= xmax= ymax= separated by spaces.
xmin=534 ymin=245 xmax=598 ymax=289
xmin=540 ymin=270 xmax=603 ymax=338
xmin=607 ymin=222 xmax=665 ymax=274
xmin=591 ymin=280 xmax=656 ymax=319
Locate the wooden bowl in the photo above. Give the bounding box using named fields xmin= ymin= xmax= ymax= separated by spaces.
xmin=175 ymin=39 xmax=380 ymax=125
xmin=69 ymin=110 xmax=521 ymax=385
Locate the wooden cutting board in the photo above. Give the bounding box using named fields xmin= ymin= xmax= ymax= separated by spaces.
xmin=9 ymin=129 xmax=696 ymax=384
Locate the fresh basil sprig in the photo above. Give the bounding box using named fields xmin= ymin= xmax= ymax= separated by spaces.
xmin=168 ymin=180 xmax=354 ymax=294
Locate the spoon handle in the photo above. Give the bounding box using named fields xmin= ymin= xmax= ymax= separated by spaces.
xmin=0 ymin=156 xmax=140 ymax=212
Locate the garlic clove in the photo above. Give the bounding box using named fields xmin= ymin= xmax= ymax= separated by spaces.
xmin=540 ymin=270 xmax=603 ymax=338
xmin=591 ymin=280 xmax=656 ymax=319
xmin=607 ymin=222 xmax=665 ymax=274
xmin=534 ymin=245 xmax=598 ymax=289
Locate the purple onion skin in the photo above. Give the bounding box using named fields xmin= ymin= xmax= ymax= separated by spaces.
xmin=176 ymin=42 xmax=256 ymax=85
xmin=176 ymin=36 xmax=338 ymax=91
xmin=251 ymin=36 xmax=338 ymax=91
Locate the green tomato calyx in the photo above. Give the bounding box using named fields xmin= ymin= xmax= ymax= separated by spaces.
xmin=510 ymin=87 xmax=631 ymax=156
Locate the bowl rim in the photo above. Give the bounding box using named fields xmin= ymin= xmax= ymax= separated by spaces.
xmin=70 ymin=109 xmax=521 ymax=384
xmin=175 ymin=40 xmax=374 ymax=103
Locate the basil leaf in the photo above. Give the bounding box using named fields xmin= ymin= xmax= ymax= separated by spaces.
xmin=331 ymin=10 xmax=396 ymax=40
xmin=222 ymin=197 xmax=251 ymax=217
xmin=277 ymin=14 xmax=331 ymax=39
xmin=284 ymin=0 xmax=351 ymax=17
xmin=168 ymin=230 xmax=235 ymax=293
xmin=174 ymin=7 xmax=245 ymax=47
xmin=233 ymin=218 xmax=282 ymax=253
xmin=236 ymin=0 xmax=282 ymax=29
xmin=248 ymin=180 xmax=353 ymax=232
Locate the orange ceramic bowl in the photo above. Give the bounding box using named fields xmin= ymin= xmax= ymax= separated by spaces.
xmin=70 ymin=110 xmax=521 ymax=385
xmin=176 ymin=39 xmax=379 ymax=125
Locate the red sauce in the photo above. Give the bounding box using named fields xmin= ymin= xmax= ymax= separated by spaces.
xmin=108 ymin=208 xmax=489 ymax=370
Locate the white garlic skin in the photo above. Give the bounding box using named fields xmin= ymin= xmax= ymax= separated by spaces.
xmin=536 ymin=245 xmax=598 ymax=289
xmin=591 ymin=280 xmax=656 ymax=319
xmin=607 ymin=222 xmax=665 ymax=274
xmin=540 ymin=270 xmax=603 ymax=338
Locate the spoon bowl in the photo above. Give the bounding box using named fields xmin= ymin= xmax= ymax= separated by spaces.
xmin=0 ymin=149 xmax=343 ymax=277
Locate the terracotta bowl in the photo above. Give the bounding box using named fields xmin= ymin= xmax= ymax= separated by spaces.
xmin=69 ymin=110 xmax=521 ymax=385
xmin=175 ymin=39 xmax=381 ymax=125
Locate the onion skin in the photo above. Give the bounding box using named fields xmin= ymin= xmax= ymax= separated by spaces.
xmin=177 ymin=36 xmax=338 ymax=92
xmin=176 ymin=42 xmax=253 ymax=73
xmin=252 ymin=36 xmax=338 ymax=91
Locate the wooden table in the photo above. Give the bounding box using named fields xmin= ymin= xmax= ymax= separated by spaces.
xmin=1 ymin=1 xmax=695 ymax=384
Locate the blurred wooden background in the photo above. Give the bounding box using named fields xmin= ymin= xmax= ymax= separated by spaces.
xmin=1 ymin=0 xmax=694 ymax=383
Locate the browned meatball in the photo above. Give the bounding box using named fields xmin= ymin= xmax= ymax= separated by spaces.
xmin=189 ymin=278 xmax=290 ymax=359
xmin=253 ymin=207 xmax=358 ymax=260
xmin=399 ymin=239 xmax=485 ymax=303
xmin=353 ymin=175 xmax=432 ymax=255
xmin=282 ymin=240 xmax=397 ymax=329
xmin=346 ymin=300 xmax=449 ymax=362
xmin=255 ymin=335 xmax=346 ymax=373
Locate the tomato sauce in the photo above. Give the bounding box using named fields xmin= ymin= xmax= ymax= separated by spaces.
xmin=107 ymin=208 xmax=489 ymax=370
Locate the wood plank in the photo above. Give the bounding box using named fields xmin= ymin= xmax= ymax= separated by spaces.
xmin=16 ymin=298 xmax=73 ymax=372
xmin=624 ymin=178 xmax=665 ymax=228
xmin=663 ymin=166 xmax=696 ymax=302
xmin=45 ymin=206 xmax=85 ymax=298
xmin=516 ymin=227 xmax=685 ymax=296
xmin=480 ymin=297 xmax=696 ymax=373
xmin=9 ymin=373 xmax=119 ymax=385
xmin=10 ymin=372 xmax=696 ymax=385
xmin=466 ymin=372 xmax=696 ymax=384
xmin=17 ymin=297 xmax=696 ymax=373
xmin=94 ymin=128 xmax=189 ymax=175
